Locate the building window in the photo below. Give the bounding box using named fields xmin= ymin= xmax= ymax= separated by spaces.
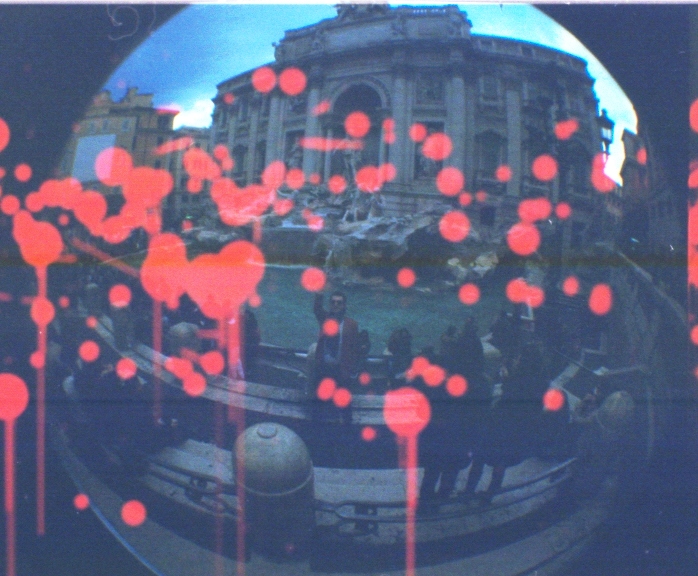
xmin=232 ymin=145 xmax=247 ymax=179
xmin=413 ymin=122 xmax=444 ymax=179
xmin=480 ymin=75 xmax=499 ymax=102
xmin=416 ymin=73 xmax=444 ymax=106
xmin=287 ymin=94 xmax=307 ymax=116
xmin=476 ymin=131 xmax=506 ymax=177
xmin=284 ymin=131 xmax=304 ymax=169
xmin=239 ymin=97 xmax=249 ymax=121
xmin=157 ymin=116 xmax=170 ymax=130
xmin=261 ymin=96 xmax=271 ymax=117
xmin=253 ymin=141 xmax=267 ymax=180
xmin=480 ymin=206 xmax=496 ymax=227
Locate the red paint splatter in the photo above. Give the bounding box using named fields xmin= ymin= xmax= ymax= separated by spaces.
xmin=554 ymin=118 xmax=579 ymax=140
xmin=435 ymin=167 xmax=464 ymax=196
xmin=397 ymin=268 xmax=416 ymax=288
xmin=309 ymin=173 xmax=321 ymax=185
xmin=562 ymin=276 xmax=580 ymax=297
xmin=121 ymin=500 xmax=147 ymax=527
xmin=299 ymin=137 xmax=363 ymax=152
xmin=356 ymin=166 xmax=382 ymax=193
xmin=379 ymin=163 xmax=397 ymax=182
xmin=223 ymin=93 xmax=235 ymax=105
xmin=518 ymin=197 xmax=552 ymax=223
xmin=458 ymin=283 xmax=480 ymax=305
xmin=507 ymin=222 xmax=540 ymax=256
xmin=0 ymin=118 xmax=10 ymax=152
xmin=183 ymin=372 xmax=206 ymax=397
xmin=109 ymin=284 xmax=131 ymax=308
xmin=359 ymin=372 xmax=371 ymax=386
xmin=531 ymin=155 xmax=558 ymax=181
xmin=506 ymin=278 xmax=545 ymax=308
xmin=691 ymin=100 xmax=698 ymax=133
xmin=164 ymin=357 xmax=194 ymax=379
xmin=409 ymin=356 xmax=430 ymax=379
xmin=279 ymin=67 xmax=307 ymax=96
xmin=495 ymin=165 xmax=512 ymax=182
xmin=543 ymin=389 xmax=565 ymax=411
xmin=475 ymin=190 xmax=487 ymax=203
xmin=78 ymin=341 xmax=100 ymax=363
xmin=13 ymin=211 xmax=64 ymax=268
xmin=73 ymin=494 xmax=90 ymax=511
xmin=555 ymin=202 xmax=572 ymax=219
xmin=333 ymin=388 xmax=352 ymax=408
xmin=262 ymin=160 xmax=286 ymax=190
xmin=323 ymin=318 xmax=339 ymax=336
xmin=95 ymin=147 xmax=133 ymax=187
xmin=249 ymin=293 xmax=261 ymax=308
xmin=692 ymin=326 xmax=698 ymax=346
xmin=382 ymin=118 xmax=395 ymax=132
xmin=590 ymin=153 xmax=615 ymax=193
xmin=301 ymin=267 xmax=326 ymax=292
xmin=446 ymin=374 xmax=468 ymax=397
xmin=421 ymin=133 xmax=452 ymax=161
xmin=408 ymin=123 xmax=427 ymax=142
xmin=154 ymin=137 xmax=194 ymax=156
xmin=285 ymin=168 xmax=305 ymax=190
xmin=183 ymin=147 xmax=221 ymax=182
xmin=213 ymin=145 xmax=229 ymax=162
xmin=303 ymin=210 xmax=324 ymax=231
xmin=328 ymin=175 xmax=347 ymax=195
xmin=312 ymin=100 xmax=330 ymax=116
xmin=273 ymin=198 xmax=294 ymax=216
xmin=58 ymin=214 xmax=69 ymax=226
xmin=251 ymin=66 xmax=276 ymax=93
xmin=29 ymin=352 xmax=44 ymax=370
xmin=636 ymin=148 xmax=647 ymax=165
xmin=1 ymin=196 xmax=20 ymax=216
xmin=383 ymin=387 xmax=430 ymax=438
xmin=344 ymin=112 xmax=370 ymax=139
xmin=589 ymin=283 xmax=613 ymax=315
xmin=85 ymin=316 xmax=97 ymax=329
xmin=439 ymin=211 xmax=470 ymax=243
xmin=200 ymin=351 xmax=225 ymax=375
xmin=458 ymin=192 xmax=472 ymax=207
xmin=58 ymin=296 xmax=69 ymax=309
xmin=30 ymin=297 xmax=54 ymax=327
xmin=423 ymin=364 xmax=445 ymax=387
xmin=181 ymin=220 xmax=193 ymax=232
xmin=24 ymin=193 xmax=43 ymax=213
xmin=0 ymin=374 xmax=29 ymax=421
xmin=317 ymin=377 xmax=336 ymax=401
xmin=14 ymin=164 xmax=31 ymax=183
xmin=116 ymin=358 xmax=137 ymax=380
xmin=361 ymin=426 xmax=377 ymax=442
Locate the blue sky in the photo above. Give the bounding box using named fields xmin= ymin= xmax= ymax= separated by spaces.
xmin=105 ymin=3 xmax=636 ymax=181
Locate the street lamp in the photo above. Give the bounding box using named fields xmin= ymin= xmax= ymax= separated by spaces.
xmin=596 ymin=108 xmax=615 ymax=154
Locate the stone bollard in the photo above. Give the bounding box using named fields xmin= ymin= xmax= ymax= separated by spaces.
xmin=233 ymin=423 xmax=315 ymax=559
xmin=167 ymin=322 xmax=201 ymax=356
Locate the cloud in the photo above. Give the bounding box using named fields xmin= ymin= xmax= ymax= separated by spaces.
xmin=173 ymin=99 xmax=214 ymax=129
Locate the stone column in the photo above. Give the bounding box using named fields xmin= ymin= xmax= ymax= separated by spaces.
xmin=447 ymin=58 xmax=466 ymax=176
xmin=464 ymin=75 xmax=476 ymax=190
xmin=390 ymin=53 xmax=410 ymax=185
xmin=302 ymin=66 xmax=323 ymax=178
xmin=245 ymin=95 xmax=262 ymax=183
xmin=265 ymin=92 xmax=283 ymax=165
xmin=323 ymin=126 xmax=333 ymax=180
xmin=505 ymin=72 xmax=522 ymax=197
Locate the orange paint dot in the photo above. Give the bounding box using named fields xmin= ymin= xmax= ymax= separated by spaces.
xmin=691 ymin=99 xmax=698 ymax=133
xmin=518 ymin=197 xmax=552 ymax=223
xmin=543 ymin=388 xmax=565 ymax=411
xmin=421 ymin=133 xmax=452 ymax=161
xmin=435 ymin=167 xmax=464 ymax=196
xmin=382 ymin=118 xmax=395 ymax=132
xmin=85 ymin=316 xmax=97 ymax=329
xmin=397 ymin=267 xmax=416 ymax=288
xmin=73 ymin=493 xmax=90 ymax=511
xmin=423 ymin=364 xmax=445 ymax=387
xmin=356 ymin=165 xmax=382 ymax=193
xmin=116 ymin=358 xmax=137 ymax=380
xmin=527 ymin=285 xmax=545 ymax=308
xmin=312 ymin=100 xmax=330 ymax=116
xmin=554 ymin=118 xmax=579 ymax=140
xmin=300 ymin=267 xmax=326 ymax=292
xmin=0 ymin=118 xmax=10 ymax=153
xmin=183 ymin=372 xmax=206 ymax=397
xmin=223 ymin=93 xmax=235 ymax=105
xmin=285 ymin=168 xmax=305 ymax=190
xmin=309 ymin=173 xmax=321 ymax=185
xmin=378 ymin=163 xmax=397 ymax=182
xmin=495 ymin=165 xmax=512 ymax=182
xmin=383 ymin=387 xmax=431 ymax=438
xmin=506 ymin=278 xmax=528 ymax=304
xmin=78 ymin=341 xmax=100 ymax=363
xmin=14 ymin=163 xmax=31 ymax=182
xmin=273 ymin=198 xmax=294 ymax=216
xmin=410 ymin=356 xmax=430 ymax=377
xmin=181 ymin=220 xmax=193 ymax=232
xmin=0 ymin=373 xmax=29 ymax=420
xmin=446 ymin=374 xmax=468 ymax=397
xmin=109 ymin=284 xmax=131 ymax=308
xmin=58 ymin=296 xmax=70 ymax=309
xmin=323 ymin=318 xmax=339 ymax=337
xmin=345 ymin=111 xmax=370 ymax=139
xmin=409 ymin=123 xmax=427 ymax=142
xmin=590 ymin=153 xmax=615 ymax=193
xmin=121 ymin=500 xmax=147 ymax=527
xmin=279 ymin=67 xmax=307 ymax=96
xmin=199 ymin=351 xmax=225 ymax=375
xmin=589 ymin=283 xmax=613 ymax=316
xmin=30 ymin=351 xmax=45 ymax=370
xmin=439 ymin=211 xmax=470 ymax=243
xmin=317 ymin=377 xmax=336 ymax=401
xmin=1 ymin=195 xmax=20 ymax=215
xmin=475 ymin=190 xmax=487 ymax=203
xmin=555 ymin=202 xmax=572 ymax=219
xmin=507 ymin=222 xmax=540 ymax=256
xmin=458 ymin=192 xmax=472 ymax=207
xmin=458 ymin=283 xmax=480 ymax=305
xmin=30 ymin=296 xmax=55 ymax=327
xmin=359 ymin=372 xmax=371 ymax=386
xmin=25 ymin=192 xmax=43 ymax=212
xmin=383 ymin=131 xmax=396 ymax=144
xmin=251 ymin=66 xmax=276 ymax=93
xmin=562 ymin=276 xmax=580 ymax=297
xmin=262 ymin=160 xmax=286 ymax=190
xmin=636 ymin=148 xmax=647 ymax=165
xmin=58 ymin=214 xmax=70 ymax=226
xmin=361 ymin=426 xmax=377 ymax=442
xmin=691 ymin=326 xmax=698 ymax=346
xmin=531 ymin=155 xmax=558 ymax=182
xmin=333 ymin=387 xmax=352 ymax=408
xmin=249 ymin=293 xmax=261 ymax=307
xmin=95 ymin=147 xmax=133 ymax=187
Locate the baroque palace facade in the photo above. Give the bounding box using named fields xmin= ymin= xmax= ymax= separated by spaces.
xmin=211 ymin=4 xmax=614 ymax=246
